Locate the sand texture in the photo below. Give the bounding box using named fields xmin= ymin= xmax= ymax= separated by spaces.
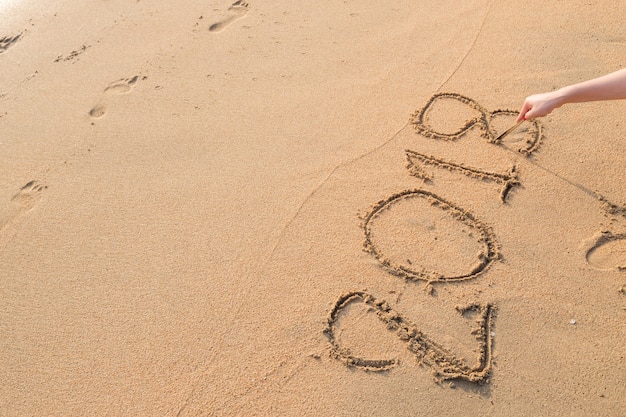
xmin=1 ymin=0 xmax=625 ymax=415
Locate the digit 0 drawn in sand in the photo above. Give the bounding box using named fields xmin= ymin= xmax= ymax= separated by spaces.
xmin=0 ymin=181 xmax=47 ymax=247
xmin=209 ymin=1 xmax=249 ymax=33
xmin=89 ymin=75 xmax=141 ymax=119
xmin=324 ymin=291 xmax=495 ymax=383
xmin=362 ymin=189 xmax=499 ymax=283
xmin=405 ymin=149 xmax=520 ymax=203
xmin=585 ymin=231 xmax=626 ymax=271
xmin=0 ymin=33 xmax=22 ymax=53
xmin=410 ymin=93 xmax=543 ymax=155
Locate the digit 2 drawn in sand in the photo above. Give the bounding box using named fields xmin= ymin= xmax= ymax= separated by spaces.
xmin=324 ymin=291 xmax=495 ymax=383
xmin=362 ymin=189 xmax=499 ymax=283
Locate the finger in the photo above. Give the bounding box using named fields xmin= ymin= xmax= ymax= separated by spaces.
xmin=524 ymin=109 xmax=536 ymax=120
xmin=516 ymin=102 xmax=531 ymax=122
xmin=525 ymin=103 xmax=545 ymax=119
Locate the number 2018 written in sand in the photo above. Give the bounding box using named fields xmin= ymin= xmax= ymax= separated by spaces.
xmin=325 ymin=93 xmax=545 ymax=385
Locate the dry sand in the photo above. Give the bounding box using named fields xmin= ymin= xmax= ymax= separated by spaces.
xmin=1 ymin=0 xmax=625 ymax=415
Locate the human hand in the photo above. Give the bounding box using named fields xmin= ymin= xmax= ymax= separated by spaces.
xmin=515 ymin=91 xmax=564 ymax=122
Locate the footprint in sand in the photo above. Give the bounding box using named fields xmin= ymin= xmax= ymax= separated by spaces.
xmin=0 ymin=33 xmax=22 ymax=54
xmin=585 ymin=232 xmax=626 ymax=271
xmin=0 ymin=181 xmax=47 ymax=246
xmin=209 ymin=1 xmax=249 ymax=33
xmin=89 ymin=75 xmax=140 ymax=119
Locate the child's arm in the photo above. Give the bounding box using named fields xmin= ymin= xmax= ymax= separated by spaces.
xmin=516 ymin=68 xmax=626 ymax=122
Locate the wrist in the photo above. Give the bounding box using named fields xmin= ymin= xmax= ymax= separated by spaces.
xmin=549 ymin=88 xmax=570 ymax=108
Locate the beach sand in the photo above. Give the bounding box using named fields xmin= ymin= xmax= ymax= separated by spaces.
xmin=1 ymin=0 xmax=625 ymax=415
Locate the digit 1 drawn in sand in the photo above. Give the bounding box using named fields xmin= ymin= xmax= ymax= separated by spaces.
xmin=209 ymin=1 xmax=249 ymax=33
xmin=405 ymin=149 xmax=520 ymax=203
xmin=0 ymin=33 xmax=22 ymax=54
xmin=324 ymin=291 xmax=495 ymax=383
xmin=362 ymin=189 xmax=499 ymax=283
xmin=89 ymin=75 xmax=141 ymax=119
xmin=0 ymin=181 xmax=47 ymax=247
xmin=410 ymin=92 xmax=543 ymax=155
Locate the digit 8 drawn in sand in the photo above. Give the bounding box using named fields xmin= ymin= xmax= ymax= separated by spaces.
xmin=410 ymin=92 xmax=543 ymax=155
